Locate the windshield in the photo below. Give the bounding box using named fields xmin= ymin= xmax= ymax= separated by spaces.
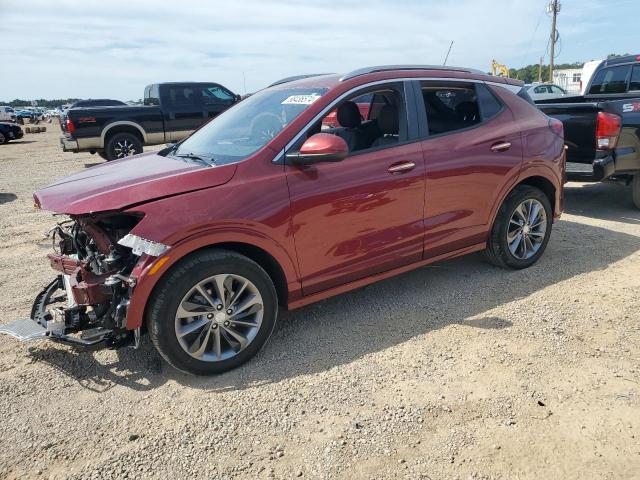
xmin=173 ymin=86 xmax=328 ymax=165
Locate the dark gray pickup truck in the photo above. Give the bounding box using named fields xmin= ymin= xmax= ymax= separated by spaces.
xmin=537 ymin=55 xmax=640 ymax=208
xmin=60 ymin=82 xmax=239 ymax=161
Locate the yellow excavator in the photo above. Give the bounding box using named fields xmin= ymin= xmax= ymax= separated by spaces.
xmin=491 ymin=60 xmax=510 ymax=78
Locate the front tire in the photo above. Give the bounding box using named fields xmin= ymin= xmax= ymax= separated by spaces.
xmin=485 ymin=185 xmax=553 ymax=269
xmin=632 ymin=175 xmax=640 ymax=210
xmin=147 ymin=249 xmax=278 ymax=375
xmin=105 ymin=132 xmax=143 ymax=161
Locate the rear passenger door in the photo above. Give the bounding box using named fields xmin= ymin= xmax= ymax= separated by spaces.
xmin=415 ymin=81 xmax=524 ymax=258
xmin=162 ymin=85 xmax=205 ymax=141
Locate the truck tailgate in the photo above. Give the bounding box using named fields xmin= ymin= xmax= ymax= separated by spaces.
xmin=537 ymin=102 xmax=600 ymax=165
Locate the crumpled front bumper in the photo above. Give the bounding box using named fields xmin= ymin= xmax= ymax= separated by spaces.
xmin=0 ymin=277 xmax=113 ymax=347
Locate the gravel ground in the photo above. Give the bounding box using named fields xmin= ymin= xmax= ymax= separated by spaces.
xmin=1 ymin=125 xmax=639 ymax=480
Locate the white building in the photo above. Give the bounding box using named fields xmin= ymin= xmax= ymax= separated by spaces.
xmin=552 ymin=68 xmax=582 ymax=93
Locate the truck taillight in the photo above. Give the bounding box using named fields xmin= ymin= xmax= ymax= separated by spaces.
xmin=65 ymin=118 xmax=75 ymax=134
xmin=595 ymin=112 xmax=621 ymax=150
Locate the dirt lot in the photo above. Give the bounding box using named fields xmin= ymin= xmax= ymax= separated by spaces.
xmin=0 ymin=125 xmax=639 ymax=480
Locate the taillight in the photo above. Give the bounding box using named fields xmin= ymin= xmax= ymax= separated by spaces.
xmin=548 ymin=118 xmax=564 ymax=138
xmin=595 ymin=112 xmax=621 ymax=150
xmin=65 ymin=118 xmax=75 ymax=134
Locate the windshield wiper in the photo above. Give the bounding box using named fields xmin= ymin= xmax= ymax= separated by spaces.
xmin=173 ymin=152 xmax=214 ymax=167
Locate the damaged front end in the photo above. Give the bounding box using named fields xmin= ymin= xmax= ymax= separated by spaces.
xmin=1 ymin=214 xmax=167 ymax=348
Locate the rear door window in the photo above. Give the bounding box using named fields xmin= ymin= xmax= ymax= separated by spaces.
xmin=166 ymin=86 xmax=198 ymax=106
xmin=588 ymin=65 xmax=631 ymax=94
xmin=629 ymin=65 xmax=640 ymax=92
xmin=420 ymin=83 xmax=481 ymax=135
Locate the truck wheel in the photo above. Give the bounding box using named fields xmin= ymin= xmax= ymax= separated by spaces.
xmin=147 ymin=249 xmax=278 ymax=375
xmin=485 ymin=185 xmax=553 ymax=269
xmin=632 ymin=175 xmax=640 ymax=210
xmin=97 ymin=151 xmax=109 ymax=160
xmin=105 ymin=132 xmax=143 ymax=161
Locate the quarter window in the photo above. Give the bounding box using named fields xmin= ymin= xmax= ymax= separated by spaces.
xmin=476 ymin=84 xmax=503 ymax=120
xmin=588 ymin=65 xmax=630 ymax=94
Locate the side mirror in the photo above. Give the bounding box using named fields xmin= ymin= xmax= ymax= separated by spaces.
xmin=287 ymin=133 xmax=348 ymax=165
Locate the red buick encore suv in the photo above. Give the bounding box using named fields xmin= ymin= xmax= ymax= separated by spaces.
xmin=1 ymin=66 xmax=565 ymax=375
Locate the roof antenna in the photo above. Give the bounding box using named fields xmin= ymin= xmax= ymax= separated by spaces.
xmin=443 ymin=41 xmax=454 ymax=66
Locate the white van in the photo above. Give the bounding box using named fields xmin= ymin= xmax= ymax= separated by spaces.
xmin=0 ymin=106 xmax=16 ymax=122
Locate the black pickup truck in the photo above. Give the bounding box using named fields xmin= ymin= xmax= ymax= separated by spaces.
xmin=60 ymin=82 xmax=239 ymax=161
xmin=536 ymin=55 xmax=640 ymax=209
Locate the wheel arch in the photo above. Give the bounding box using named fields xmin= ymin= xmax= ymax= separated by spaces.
xmin=126 ymin=233 xmax=300 ymax=330
xmin=515 ymin=175 xmax=557 ymax=213
xmin=101 ymin=121 xmax=146 ymax=147
xmin=489 ymin=171 xmax=560 ymax=230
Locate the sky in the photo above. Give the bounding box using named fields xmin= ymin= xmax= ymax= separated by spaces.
xmin=1 ymin=0 xmax=638 ymax=100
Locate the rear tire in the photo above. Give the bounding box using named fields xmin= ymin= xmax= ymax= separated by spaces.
xmin=485 ymin=185 xmax=553 ymax=269
xmin=147 ymin=249 xmax=278 ymax=375
xmin=632 ymin=175 xmax=640 ymax=210
xmin=97 ymin=151 xmax=109 ymax=160
xmin=0 ymin=133 xmax=6 ymax=144
xmin=105 ymin=132 xmax=143 ymax=161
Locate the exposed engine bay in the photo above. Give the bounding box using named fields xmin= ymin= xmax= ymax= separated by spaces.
xmin=31 ymin=214 xmax=143 ymax=347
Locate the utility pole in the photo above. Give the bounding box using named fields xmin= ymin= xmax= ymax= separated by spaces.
xmin=548 ymin=0 xmax=560 ymax=83
xmin=538 ymin=57 xmax=543 ymax=82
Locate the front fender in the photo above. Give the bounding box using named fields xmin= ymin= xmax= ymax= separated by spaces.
xmin=125 ymin=228 xmax=301 ymax=330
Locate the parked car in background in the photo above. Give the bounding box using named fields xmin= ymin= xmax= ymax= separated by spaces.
xmin=537 ymin=54 xmax=640 ymax=208
xmin=60 ymin=82 xmax=239 ymax=160
xmin=15 ymin=108 xmax=37 ymax=124
xmin=524 ymin=83 xmax=568 ymax=101
xmin=1 ymin=65 xmax=565 ymax=375
xmin=60 ymin=99 xmax=126 ymax=132
xmin=0 ymin=122 xmax=24 ymax=143
xmin=0 ymin=106 xmax=17 ymax=122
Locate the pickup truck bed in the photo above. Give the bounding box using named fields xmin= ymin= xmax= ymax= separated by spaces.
xmin=536 ymin=54 xmax=640 ymax=208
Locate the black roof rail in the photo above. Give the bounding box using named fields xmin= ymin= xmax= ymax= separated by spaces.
xmin=268 ymin=73 xmax=334 ymax=88
xmin=340 ymin=65 xmax=485 ymax=82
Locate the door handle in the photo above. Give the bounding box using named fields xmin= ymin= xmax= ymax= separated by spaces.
xmin=388 ymin=161 xmax=416 ymax=173
xmin=490 ymin=141 xmax=511 ymax=152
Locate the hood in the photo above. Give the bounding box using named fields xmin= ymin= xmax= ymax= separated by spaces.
xmin=34 ymin=151 xmax=237 ymax=215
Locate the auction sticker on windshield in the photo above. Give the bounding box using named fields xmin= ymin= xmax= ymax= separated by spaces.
xmin=281 ymin=94 xmax=321 ymax=105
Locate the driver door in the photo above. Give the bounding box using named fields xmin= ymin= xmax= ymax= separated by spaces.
xmin=285 ymin=82 xmax=426 ymax=295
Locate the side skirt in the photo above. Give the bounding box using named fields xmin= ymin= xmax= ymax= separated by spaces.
xmin=287 ymin=242 xmax=486 ymax=310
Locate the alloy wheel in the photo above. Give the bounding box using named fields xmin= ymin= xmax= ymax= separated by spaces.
xmin=114 ymin=139 xmax=137 ymax=158
xmin=174 ymin=274 xmax=264 ymax=362
xmin=506 ymin=198 xmax=548 ymax=260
